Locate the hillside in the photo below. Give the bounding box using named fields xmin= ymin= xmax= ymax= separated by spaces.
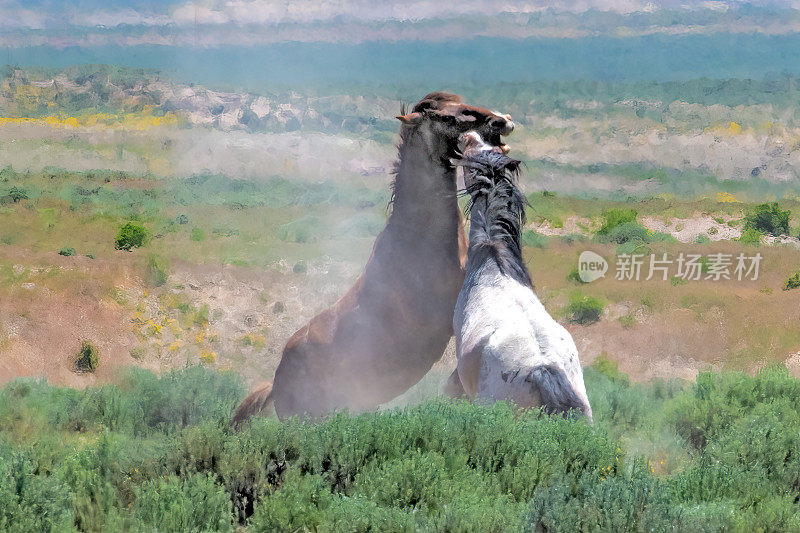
xmin=2 ymin=65 xmax=800 ymax=390
xmin=3 ymin=164 xmax=800 ymax=391
xmin=6 ymin=66 xmax=800 ymax=195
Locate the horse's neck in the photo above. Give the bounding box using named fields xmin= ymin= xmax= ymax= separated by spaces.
xmin=387 ymin=133 xmax=459 ymax=242
xmin=360 ymin=130 xmax=463 ymax=301
xmin=359 ymin=131 xmax=465 ymax=321
xmin=465 ymin=186 xmax=533 ymax=288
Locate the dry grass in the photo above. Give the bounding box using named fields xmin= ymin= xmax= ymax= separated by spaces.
xmin=3 ymin=166 xmax=800 ymax=389
xmin=525 ymin=240 xmax=800 ymax=379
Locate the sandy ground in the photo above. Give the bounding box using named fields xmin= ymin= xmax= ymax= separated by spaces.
xmin=534 ymin=213 xmax=743 ymax=243
xmin=3 ymin=231 xmax=800 ymax=396
xmin=640 ymin=214 xmax=742 ymax=243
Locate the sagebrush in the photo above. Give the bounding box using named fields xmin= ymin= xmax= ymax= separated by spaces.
xmin=1 ymin=364 xmax=800 ymax=531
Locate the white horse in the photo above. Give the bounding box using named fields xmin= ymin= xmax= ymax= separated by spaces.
xmin=450 ymin=132 xmax=592 ymax=421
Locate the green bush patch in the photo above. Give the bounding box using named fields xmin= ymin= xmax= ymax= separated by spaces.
xmin=115 ymin=222 xmax=148 ymax=251
xmin=743 ymin=202 xmax=790 ymax=236
xmin=190 ymin=227 xmax=207 ymax=242
xmin=146 ymin=254 xmax=169 ymax=287
xmin=2 ymin=364 xmax=800 ymax=530
xmin=74 ymin=340 xmax=99 ymax=373
xmin=784 ymin=271 xmax=800 ymax=291
xmin=8 ymin=186 xmax=28 ymax=203
xmin=566 ymin=291 xmax=605 ymax=325
xmin=738 ymin=227 xmax=763 ymax=246
xmin=522 ymin=229 xmax=549 ymax=248
xmin=597 ymin=208 xmax=638 ymax=236
xmin=292 ymin=260 xmax=308 ymax=274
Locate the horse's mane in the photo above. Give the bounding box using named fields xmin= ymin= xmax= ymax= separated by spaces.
xmin=389 ymin=93 xmax=464 ymax=209
xmin=462 ymin=150 xmax=532 ymax=288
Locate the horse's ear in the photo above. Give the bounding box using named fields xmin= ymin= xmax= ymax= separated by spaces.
xmin=396 ymin=112 xmax=423 ymax=125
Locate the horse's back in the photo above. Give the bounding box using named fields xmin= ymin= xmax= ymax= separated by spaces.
xmin=456 ymin=271 xmax=592 ymax=421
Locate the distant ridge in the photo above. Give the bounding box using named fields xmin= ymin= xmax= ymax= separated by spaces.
xmin=8 ymin=33 xmax=800 ymax=92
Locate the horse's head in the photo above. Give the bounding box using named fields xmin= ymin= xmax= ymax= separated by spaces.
xmin=454 ymin=131 xmax=521 ymax=189
xmin=396 ymin=92 xmax=514 ymax=163
xmin=458 ymin=130 xmax=506 ymax=158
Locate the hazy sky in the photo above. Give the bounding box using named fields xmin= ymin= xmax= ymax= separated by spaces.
xmin=3 ymin=1 xmax=800 ymax=45
xmin=0 ymin=0 xmax=797 ymax=29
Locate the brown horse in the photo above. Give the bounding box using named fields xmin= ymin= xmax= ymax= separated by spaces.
xmin=233 ymin=92 xmax=514 ymax=422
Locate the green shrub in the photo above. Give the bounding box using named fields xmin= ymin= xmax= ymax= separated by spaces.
xmin=784 ymin=271 xmax=800 ymax=291
xmin=276 ymin=215 xmax=326 ymax=243
xmin=739 ymin=227 xmax=763 ymax=245
xmin=744 ymin=202 xmax=790 ymax=236
xmin=193 ymin=304 xmax=210 ymax=326
xmin=522 ymin=229 xmax=549 ymax=248
xmin=292 ymin=260 xmax=307 ymax=274
xmin=4 ymin=362 xmax=800 ymax=531
xmin=353 ymin=449 xmax=452 ymax=511
xmin=8 ymin=186 xmax=28 ymax=203
xmin=249 ymin=471 xmax=336 ymax=531
xmin=190 ymin=227 xmax=206 ymax=242
xmin=618 ymin=313 xmax=636 ymax=328
xmin=58 ymin=246 xmax=76 ymax=256
xmin=591 ymin=355 xmax=629 ymax=386
xmin=566 ymin=292 xmax=605 ymax=325
xmin=250 ymin=471 xmax=417 ymax=532
xmin=598 ymin=219 xmax=671 ymax=248
xmin=0 ymin=366 xmax=242 ymax=437
xmin=567 ymin=268 xmax=587 ymax=284
xmin=597 ymin=208 xmax=638 ymax=236
xmin=604 ymin=221 xmax=649 ymax=245
xmin=525 ymin=460 xmax=675 ymax=533
xmin=0 ymin=455 xmax=74 ymax=532
xmin=131 ymin=473 xmax=234 ymax=532
xmin=146 ymin=254 xmax=169 ymax=287
xmin=116 ymin=366 xmax=241 ymax=434
xmin=115 ymin=222 xmax=148 ymax=251
xmin=75 ymin=341 xmax=99 ymax=373
xmin=59 ymin=434 xmax=126 ymax=531
xmin=666 ymin=365 xmax=800 ymax=450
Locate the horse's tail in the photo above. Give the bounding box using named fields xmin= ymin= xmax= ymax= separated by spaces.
xmin=525 ymin=366 xmax=593 ymax=423
xmin=232 ymin=381 xmax=275 ymax=427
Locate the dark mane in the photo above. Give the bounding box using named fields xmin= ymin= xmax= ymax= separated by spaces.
xmin=388 ymin=93 xmax=463 ymax=210
xmin=462 ymin=151 xmax=532 ymax=288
